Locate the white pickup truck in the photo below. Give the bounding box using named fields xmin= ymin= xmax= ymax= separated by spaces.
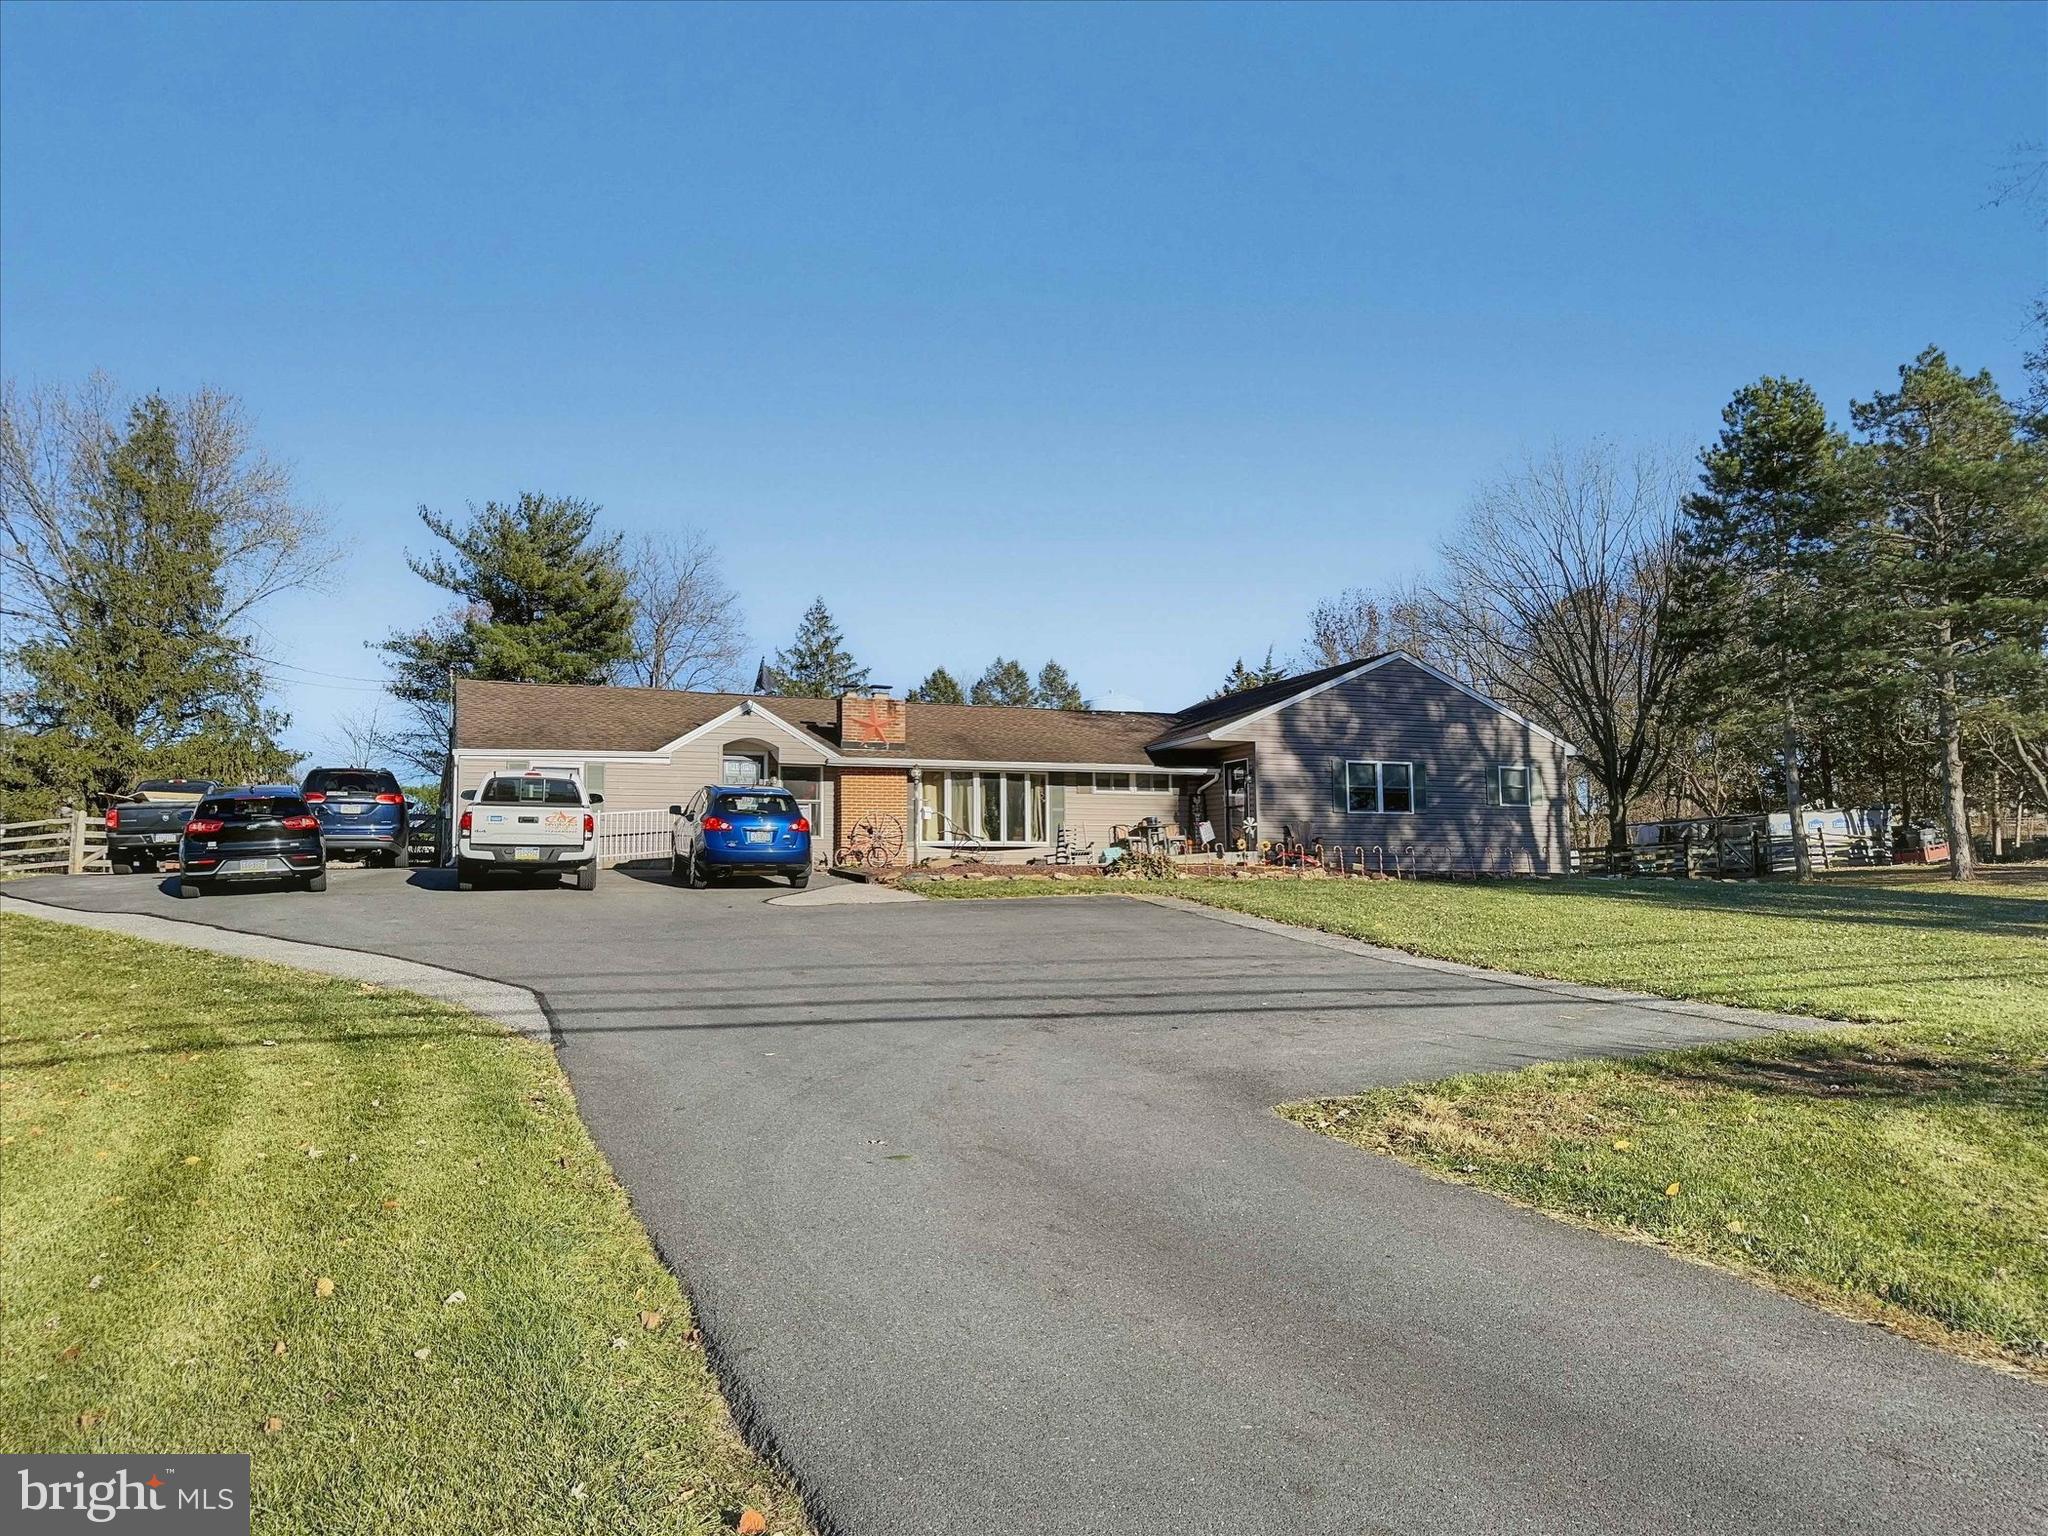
xmin=455 ymin=770 xmax=603 ymax=890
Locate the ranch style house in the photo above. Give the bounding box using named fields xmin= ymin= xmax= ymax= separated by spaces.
xmin=446 ymin=653 xmax=1576 ymax=873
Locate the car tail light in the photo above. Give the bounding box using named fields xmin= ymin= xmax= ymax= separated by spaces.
xmin=185 ymin=818 xmax=224 ymax=836
xmin=375 ymin=792 xmax=404 ymax=804
xmin=583 ymin=813 xmax=595 ymax=839
xmin=791 ymin=816 xmax=811 ymax=834
xmin=459 ymin=810 xmax=473 ymax=834
xmin=304 ymin=792 xmax=326 ymax=803
xmin=105 ymin=805 xmax=120 ymax=830
xmin=701 ymin=815 xmax=731 ymax=832
xmin=281 ymin=814 xmax=319 ymax=831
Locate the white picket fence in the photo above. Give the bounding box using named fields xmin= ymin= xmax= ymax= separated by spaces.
xmin=594 ymin=802 xmax=823 ymax=867
xmin=595 ymin=808 xmax=674 ymax=865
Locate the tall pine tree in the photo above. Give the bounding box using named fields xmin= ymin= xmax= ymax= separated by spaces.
xmin=1677 ymin=377 xmax=1849 ymax=880
xmin=374 ymin=494 xmax=635 ymax=773
xmin=1211 ymin=648 xmax=1286 ymax=699
xmin=767 ymin=598 xmax=869 ymax=697
xmin=907 ymin=667 xmax=965 ymax=704
xmin=2 ymin=393 xmax=297 ymax=811
xmin=1034 ymin=661 xmax=1086 ymax=710
xmin=1849 ymin=348 xmax=2048 ymax=880
xmin=970 ymin=657 xmax=1034 ymax=706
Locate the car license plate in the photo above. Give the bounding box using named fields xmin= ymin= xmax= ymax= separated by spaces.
xmin=745 ymin=828 xmax=772 ymax=843
xmin=336 ymin=804 xmax=365 ymax=816
xmin=513 ymin=847 xmax=540 ymax=861
xmin=154 ymin=834 xmax=178 ymax=846
xmin=218 ymin=858 xmax=254 ymax=874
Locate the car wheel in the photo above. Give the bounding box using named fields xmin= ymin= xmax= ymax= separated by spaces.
xmin=575 ymin=863 xmax=597 ymax=891
xmin=391 ymin=848 xmax=409 ymax=869
xmin=112 ymin=859 xmax=133 ymax=876
xmin=687 ymin=849 xmax=709 ymax=890
xmin=670 ymin=849 xmax=685 ymax=882
xmin=790 ymin=870 xmax=810 ymax=889
xmin=174 ymin=879 xmax=201 ymax=899
xmin=304 ymin=871 xmax=328 ymax=892
xmin=456 ymin=860 xmax=476 ymax=892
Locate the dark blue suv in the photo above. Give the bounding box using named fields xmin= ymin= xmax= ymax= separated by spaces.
xmin=669 ymin=785 xmax=812 ymax=887
xmin=301 ymin=766 xmax=409 ymax=866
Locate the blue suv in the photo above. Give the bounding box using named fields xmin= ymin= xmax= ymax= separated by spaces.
xmin=670 ymin=785 xmax=812 ymax=888
xmin=301 ymin=766 xmax=409 ymax=866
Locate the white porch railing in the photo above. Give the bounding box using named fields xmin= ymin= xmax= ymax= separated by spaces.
xmin=596 ymin=808 xmax=674 ymax=866
xmin=596 ymin=801 xmax=823 ymax=867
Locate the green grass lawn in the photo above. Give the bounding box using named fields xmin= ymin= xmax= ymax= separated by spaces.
xmin=913 ymin=868 xmax=2048 ymax=1371
xmin=0 ymin=913 xmax=808 ymax=1535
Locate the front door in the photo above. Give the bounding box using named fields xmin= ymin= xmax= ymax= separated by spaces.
xmin=1224 ymin=758 xmax=1255 ymax=849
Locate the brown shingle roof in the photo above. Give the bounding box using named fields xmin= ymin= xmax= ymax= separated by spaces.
xmin=452 ymin=679 xmax=1181 ymax=766
xmin=1151 ymin=655 xmax=1387 ymax=742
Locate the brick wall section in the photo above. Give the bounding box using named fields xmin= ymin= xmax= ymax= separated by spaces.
xmin=832 ymin=766 xmax=913 ymax=864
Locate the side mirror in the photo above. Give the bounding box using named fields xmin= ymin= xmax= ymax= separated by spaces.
xmin=459 ymin=788 xmax=476 ymax=801
xmin=588 ymin=792 xmax=604 ymax=805
xmin=667 ymin=804 xmax=683 ymax=817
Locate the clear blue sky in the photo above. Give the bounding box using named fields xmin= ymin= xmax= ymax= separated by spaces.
xmin=3 ymin=1 xmax=2041 ymax=758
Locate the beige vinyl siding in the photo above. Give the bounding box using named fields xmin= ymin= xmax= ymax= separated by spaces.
xmin=1058 ymin=779 xmax=1184 ymax=846
xmin=454 ymin=756 xmax=690 ymax=810
xmin=1239 ymin=658 xmax=1571 ymax=874
xmin=455 ymin=726 xmax=837 ymax=852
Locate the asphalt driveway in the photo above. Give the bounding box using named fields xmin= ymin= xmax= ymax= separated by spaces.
xmin=9 ymin=869 xmax=2042 ymax=1536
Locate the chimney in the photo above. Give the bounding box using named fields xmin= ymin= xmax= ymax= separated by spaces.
xmin=839 ymin=684 xmax=906 ymax=750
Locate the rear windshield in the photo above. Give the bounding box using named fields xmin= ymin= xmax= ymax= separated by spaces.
xmin=716 ymin=793 xmax=800 ymax=818
xmin=132 ymin=779 xmax=214 ymax=797
xmin=198 ymin=796 xmax=309 ymax=821
xmin=479 ymin=775 xmax=583 ymax=806
xmin=305 ymin=769 xmax=401 ymax=796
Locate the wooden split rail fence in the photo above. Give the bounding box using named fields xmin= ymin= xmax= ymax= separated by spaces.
xmin=0 ymin=810 xmax=110 ymax=876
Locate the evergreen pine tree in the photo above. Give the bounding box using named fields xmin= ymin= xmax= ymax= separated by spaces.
xmin=1212 ymin=658 xmax=1259 ymax=697
xmin=1849 ymin=347 xmax=2048 ymax=880
xmin=3 ymin=393 xmax=295 ymax=810
xmin=374 ymin=494 xmax=636 ymax=772
xmin=1211 ymin=648 xmax=1287 ymax=698
xmin=969 ymin=657 xmax=1034 ymax=706
xmin=1676 ymin=376 xmax=1850 ymax=880
xmin=1034 ymin=660 xmax=1087 ymax=710
xmin=769 ymin=598 xmax=869 ymax=697
xmin=906 ymin=667 xmax=965 ymax=704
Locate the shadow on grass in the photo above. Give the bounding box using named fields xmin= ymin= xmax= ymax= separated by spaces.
xmin=1618 ymin=1035 xmax=2048 ymax=1114
xmin=1540 ymin=876 xmax=2047 ymax=940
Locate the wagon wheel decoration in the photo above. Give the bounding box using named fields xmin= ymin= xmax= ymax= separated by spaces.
xmin=838 ymin=814 xmax=906 ymax=869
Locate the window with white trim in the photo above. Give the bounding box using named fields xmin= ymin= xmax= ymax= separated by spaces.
xmin=1497 ymin=764 xmax=1531 ymax=806
xmin=722 ymin=751 xmax=770 ymax=786
xmin=919 ymin=772 xmax=1047 ymax=843
xmin=1345 ymin=760 xmax=1413 ymax=814
xmin=1092 ymin=771 xmax=1170 ymax=793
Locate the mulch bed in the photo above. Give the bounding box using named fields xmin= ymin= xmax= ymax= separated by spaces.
xmin=886 ymin=858 xmax=1348 ymax=884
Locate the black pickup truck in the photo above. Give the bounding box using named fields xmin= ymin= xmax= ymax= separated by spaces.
xmin=104 ymin=779 xmax=221 ymax=873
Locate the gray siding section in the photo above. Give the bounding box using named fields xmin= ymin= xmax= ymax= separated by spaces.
xmin=1235 ymin=659 xmax=1571 ymax=873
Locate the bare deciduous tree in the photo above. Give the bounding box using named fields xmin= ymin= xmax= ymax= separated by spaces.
xmin=0 ymin=374 xmax=328 ymax=641
xmin=326 ymin=705 xmax=392 ymax=770
xmin=616 ymin=531 xmax=748 ymax=691
xmin=1406 ymin=444 xmax=1696 ymax=851
xmin=1299 ymin=585 xmax=1438 ymax=670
